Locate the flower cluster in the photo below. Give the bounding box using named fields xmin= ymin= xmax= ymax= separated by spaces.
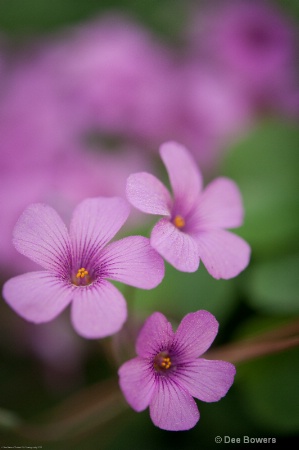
xmin=2 ymin=142 xmax=248 ymax=430
xmin=1 ymin=1 xmax=297 ymax=273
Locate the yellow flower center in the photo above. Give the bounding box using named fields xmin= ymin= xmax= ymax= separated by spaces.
xmin=72 ymin=267 xmax=92 ymax=286
xmin=173 ymin=215 xmax=185 ymax=229
xmin=160 ymin=356 xmax=172 ymax=369
xmin=154 ymin=352 xmax=172 ymax=372
xmin=76 ymin=268 xmax=89 ymax=278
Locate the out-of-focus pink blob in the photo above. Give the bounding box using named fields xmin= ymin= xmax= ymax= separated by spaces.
xmin=37 ymin=15 xmax=177 ymax=146
xmin=187 ymin=0 xmax=298 ymax=112
xmin=0 ymin=26 xmax=154 ymax=273
xmin=168 ymin=65 xmax=252 ymax=168
xmin=1 ymin=7 xmax=294 ymax=275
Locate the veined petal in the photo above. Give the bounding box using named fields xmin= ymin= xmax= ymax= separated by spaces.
xmin=189 ymin=178 xmax=244 ymax=231
xmin=136 ymin=312 xmax=174 ymax=358
xmin=13 ymin=203 xmax=71 ymax=274
xmin=149 ymin=377 xmax=199 ymax=431
xmin=176 ymin=359 xmax=236 ymax=403
xmin=71 ymin=280 xmax=127 ymax=339
xmin=194 ymin=229 xmax=251 ymax=279
xmin=2 ymin=272 xmax=73 ymax=323
xmin=173 ymin=311 xmax=219 ymax=359
xmin=160 ymin=142 xmax=202 ymax=215
xmin=100 ymin=236 xmax=165 ymax=289
xmin=118 ymin=357 xmax=156 ymax=412
xmin=70 ymin=197 xmax=130 ymax=269
xmin=126 ymin=172 xmax=172 ymax=216
xmin=151 ymin=219 xmax=199 ymax=272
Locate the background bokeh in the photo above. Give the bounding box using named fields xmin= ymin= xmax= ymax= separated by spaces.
xmin=0 ymin=0 xmax=298 ymax=448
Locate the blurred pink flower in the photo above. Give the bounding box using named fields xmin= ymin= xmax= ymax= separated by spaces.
xmin=188 ymin=0 xmax=297 ymax=111
xmin=39 ymin=15 xmax=177 ymax=146
xmin=119 ymin=310 xmax=236 ymax=431
xmin=169 ymin=64 xmax=252 ymax=168
xmin=0 ymin=59 xmax=74 ymax=170
xmin=3 ymin=198 xmax=165 ymax=338
xmin=127 ymin=141 xmax=250 ymax=278
xmin=49 ymin=14 xmax=253 ymax=166
xmin=0 ymin=145 xmax=150 ymax=273
xmin=0 ymin=34 xmax=153 ymax=273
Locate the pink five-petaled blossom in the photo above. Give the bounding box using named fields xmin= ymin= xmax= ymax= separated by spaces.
xmin=2 ymin=197 xmax=164 ymax=339
xmin=126 ymin=141 xmax=250 ymax=278
xmin=118 ymin=310 xmax=236 ymax=431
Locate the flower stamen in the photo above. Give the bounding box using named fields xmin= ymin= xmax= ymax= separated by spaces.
xmin=173 ymin=215 xmax=185 ymax=229
xmin=72 ymin=267 xmax=92 ymax=286
xmin=154 ymin=352 xmax=172 ymax=372
xmin=160 ymin=357 xmax=171 ymax=369
xmin=76 ymin=267 xmax=89 ymax=278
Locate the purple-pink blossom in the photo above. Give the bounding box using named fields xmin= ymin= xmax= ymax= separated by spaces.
xmin=126 ymin=141 xmax=250 ymax=278
xmin=167 ymin=64 xmax=252 ymax=169
xmin=2 ymin=197 xmax=165 ymax=339
xmin=118 ymin=310 xmax=236 ymax=431
xmin=40 ymin=15 xmax=176 ymax=146
xmin=188 ymin=0 xmax=296 ymax=111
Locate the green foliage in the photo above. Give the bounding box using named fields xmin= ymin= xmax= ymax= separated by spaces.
xmin=245 ymin=254 xmax=299 ymax=314
xmin=0 ymin=0 xmax=185 ymax=40
xmin=223 ymin=119 xmax=299 ymax=259
xmin=275 ymin=0 xmax=299 ymax=20
xmin=237 ymin=346 xmax=299 ymax=433
xmin=223 ymin=119 xmax=299 ymax=316
xmin=134 ymin=262 xmax=238 ymax=325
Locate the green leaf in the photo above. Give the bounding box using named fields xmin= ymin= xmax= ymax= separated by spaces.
xmin=133 ymin=262 xmax=238 ymax=324
xmin=232 ymin=316 xmax=299 ymax=433
xmin=274 ymin=0 xmax=299 ymax=21
xmin=0 ymin=0 xmax=185 ymax=39
xmin=236 ymin=347 xmax=299 ymax=433
xmin=245 ymin=253 xmax=299 ymax=314
xmin=222 ymin=119 xmax=299 ymax=259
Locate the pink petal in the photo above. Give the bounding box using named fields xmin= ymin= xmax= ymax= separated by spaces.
xmin=2 ymin=272 xmax=72 ymax=323
xmin=100 ymin=236 xmax=165 ymax=289
xmin=160 ymin=141 xmax=202 ymax=215
xmin=13 ymin=203 xmax=71 ymax=273
xmin=136 ymin=312 xmax=174 ymax=358
xmin=149 ymin=377 xmax=199 ymax=431
xmin=176 ymin=359 xmax=236 ymax=403
xmin=118 ymin=357 xmax=156 ymax=411
xmin=126 ymin=172 xmax=172 ymax=216
xmin=71 ymin=280 xmax=127 ymax=338
xmin=194 ymin=229 xmax=251 ymax=279
xmin=173 ymin=310 xmax=219 ymax=359
xmin=151 ymin=219 xmax=199 ymax=272
xmin=189 ymin=177 xmax=244 ymax=231
xmin=70 ymin=197 xmax=130 ymax=268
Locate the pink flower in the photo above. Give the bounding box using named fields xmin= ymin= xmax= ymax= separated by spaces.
xmin=118 ymin=310 xmax=236 ymax=431
xmin=2 ymin=197 xmax=165 ymax=338
xmin=168 ymin=65 xmax=252 ymax=168
xmin=42 ymin=15 xmax=176 ymax=146
xmin=188 ymin=1 xmax=296 ymax=108
xmin=126 ymin=141 xmax=250 ymax=278
xmin=0 ymin=24 xmax=158 ymax=274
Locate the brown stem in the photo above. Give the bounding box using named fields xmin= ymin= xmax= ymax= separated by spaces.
xmin=205 ymin=318 xmax=299 ymax=363
xmin=205 ymin=335 xmax=299 ymax=363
